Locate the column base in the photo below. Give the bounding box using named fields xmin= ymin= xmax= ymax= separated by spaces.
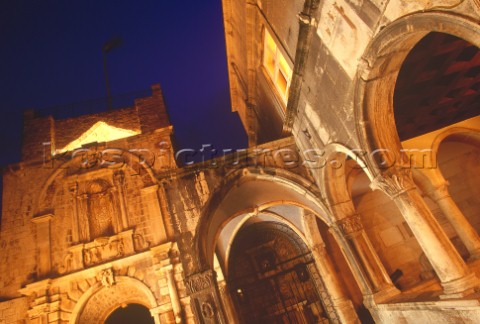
xmin=363 ymin=285 xmax=401 ymax=306
xmin=333 ymin=298 xmax=360 ymax=323
xmin=440 ymin=272 xmax=479 ymax=299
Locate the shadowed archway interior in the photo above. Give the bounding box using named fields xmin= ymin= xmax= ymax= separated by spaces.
xmin=227 ymin=222 xmax=329 ymax=324
xmin=105 ymin=303 xmax=154 ymax=324
xmin=394 ymin=32 xmax=480 ymax=140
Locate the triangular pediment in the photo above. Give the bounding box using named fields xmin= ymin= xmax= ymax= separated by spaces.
xmin=56 ymin=121 xmax=139 ymax=153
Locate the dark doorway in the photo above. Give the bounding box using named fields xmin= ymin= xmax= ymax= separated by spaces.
xmin=394 ymin=32 xmax=480 ymax=140
xmin=228 ymin=222 xmax=329 ymax=324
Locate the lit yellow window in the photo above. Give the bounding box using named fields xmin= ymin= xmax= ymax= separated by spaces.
xmin=263 ymin=28 xmax=293 ymax=104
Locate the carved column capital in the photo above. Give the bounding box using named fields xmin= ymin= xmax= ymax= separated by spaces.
xmin=336 ymin=214 xmax=363 ymax=236
xmin=370 ymin=168 xmax=416 ymax=198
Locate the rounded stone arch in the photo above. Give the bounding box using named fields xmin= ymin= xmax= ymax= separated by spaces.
xmin=34 ymin=148 xmax=158 ymax=215
xmin=430 ymin=127 xmax=480 ymax=160
xmin=220 ymin=210 xmax=310 ymax=276
xmin=320 ymin=144 xmax=373 ymax=208
xmin=354 ymin=11 xmax=480 ymax=174
xmin=409 ymin=127 xmax=480 ymax=190
xmin=70 ymin=276 xmax=158 ymax=324
xmin=193 ymin=167 xmax=333 ymax=272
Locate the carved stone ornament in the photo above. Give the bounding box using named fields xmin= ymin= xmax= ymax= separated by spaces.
xmin=201 ymin=301 xmax=215 ymax=319
xmin=58 ymin=252 xmax=74 ymax=274
xmin=185 ymin=270 xmax=214 ymax=295
xmin=370 ymin=168 xmax=416 ymax=198
xmin=100 ymin=268 xmax=115 ymax=288
xmin=337 ymin=214 xmax=363 ymax=236
xmin=83 ymin=238 xmax=126 ymax=267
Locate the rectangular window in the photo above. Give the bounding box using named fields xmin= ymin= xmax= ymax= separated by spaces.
xmin=263 ymin=28 xmax=293 ymax=105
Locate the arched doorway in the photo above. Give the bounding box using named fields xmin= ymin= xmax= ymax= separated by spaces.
xmin=105 ymin=304 xmax=154 ymax=324
xmin=228 ymin=222 xmax=329 ymax=323
xmin=72 ymin=276 xmax=158 ymax=324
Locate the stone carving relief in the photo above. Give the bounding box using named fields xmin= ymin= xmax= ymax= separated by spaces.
xmin=201 ymin=301 xmax=215 ymax=319
xmin=83 ymin=238 xmax=125 ymax=267
xmin=185 ymin=269 xmax=225 ymax=324
xmin=133 ymin=233 xmax=151 ymax=251
xmin=337 ymin=214 xmax=363 ymax=236
xmin=58 ymin=252 xmax=74 ymax=274
xmin=86 ymin=180 xmax=115 ymax=239
xmin=57 ymin=231 xmax=137 ymax=273
xmin=99 ymin=268 xmax=115 ymax=288
xmin=185 ymin=271 xmax=214 ymax=294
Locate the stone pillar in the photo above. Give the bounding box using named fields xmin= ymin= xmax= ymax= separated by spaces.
xmin=113 ymin=170 xmax=129 ymax=230
xmin=141 ymin=185 xmax=168 ymax=245
xmin=217 ymin=281 xmax=239 ymax=324
xmin=332 ymin=207 xmax=399 ymax=303
xmin=427 ymin=181 xmax=480 ymax=261
xmin=371 ymin=169 xmax=479 ymax=298
xmin=158 ymin=182 xmax=175 ymax=240
xmin=77 ymin=193 xmax=90 ymax=242
xmin=68 ymin=182 xmax=80 ymax=243
xmin=304 ymin=213 xmax=359 ymax=323
xmin=163 ymin=265 xmax=182 ymax=323
xmin=185 ymin=270 xmax=227 ymax=324
xmin=32 ymin=214 xmax=53 ymax=277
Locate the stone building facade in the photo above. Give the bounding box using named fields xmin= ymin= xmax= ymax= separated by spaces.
xmin=1 ymin=0 xmax=480 ymax=323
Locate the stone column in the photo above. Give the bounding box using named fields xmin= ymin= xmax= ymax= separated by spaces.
xmin=77 ymin=193 xmax=90 ymax=242
xmin=217 ymin=281 xmax=239 ymax=324
xmin=113 ymin=170 xmax=129 ymax=230
xmin=162 ymin=265 xmax=182 ymax=323
xmin=335 ymin=214 xmax=399 ymax=303
xmin=141 ymin=185 xmax=168 ymax=245
xmin=68 ymin=182 xmax=80 ymax=243
xmin=32 ymin=214 xmax=53 ymax=278
xmin=304 ymin=213 xmax=358 ymax=323
xmin=185 ymin=270 xmax=227 ymax=324
xmin=427 ymin=181 xmax=480 ymax=261
xmin=371 ymin=169 xmax=479 ymax=298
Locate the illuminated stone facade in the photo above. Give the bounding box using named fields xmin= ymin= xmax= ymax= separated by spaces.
xmin=2 ymin=0 xmax=480 ymax=323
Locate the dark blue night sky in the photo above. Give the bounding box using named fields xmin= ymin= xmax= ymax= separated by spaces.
xmin=0 ymin=0 xmax=247 ymax=168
